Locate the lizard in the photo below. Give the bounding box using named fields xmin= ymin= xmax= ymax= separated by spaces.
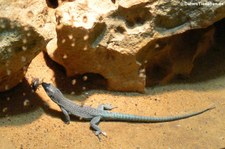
xmin=31 ymin=77 xmax=42 ymax=92
xmin=40 ymin=82 xmax=214 ymax=139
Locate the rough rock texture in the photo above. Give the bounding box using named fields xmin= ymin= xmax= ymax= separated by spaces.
xmin=142 ymin=26 xmax=215 ymax=86
xmin=0 ymin=18 xmax=44 ymax=91
xmin=1 ymin=0 xmax=224 ymax=92
xmin=46 ymin=0 xmax=225 ymax=92
xmin=0 ymin=0 xmax=56 ymax=92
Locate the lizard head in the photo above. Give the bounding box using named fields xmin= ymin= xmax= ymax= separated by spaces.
xmin=31 ymin=78 xmax=41 ymax=91
xmin=41 ymin=82 xmax=64 ymax=104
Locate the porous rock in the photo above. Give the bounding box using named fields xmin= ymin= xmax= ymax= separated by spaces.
xmin=0 ymin=0 xmax=56 ymax=92
xmin=46 ymin=0 xmax=224 ymax=92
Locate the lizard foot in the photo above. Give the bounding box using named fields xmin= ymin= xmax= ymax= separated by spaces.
xmin=64 ymin=121 xmax=70 ymax=124
xmin=95 ymin=130 xmax=107 ymax=136
xmin=95 ymin=131 xmax=107 ymax=141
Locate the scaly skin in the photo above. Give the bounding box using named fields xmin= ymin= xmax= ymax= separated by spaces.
xmin=41 ymin=82 xmax=214 ymax=139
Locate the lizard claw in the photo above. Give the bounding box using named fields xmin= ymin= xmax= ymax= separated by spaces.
xmin=111 ymin=106 xmax=118 ymax=110
xmin=95 ymin=131 xmax=107 ymax=141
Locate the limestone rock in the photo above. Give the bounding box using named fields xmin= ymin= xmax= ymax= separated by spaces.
xmin=0 ymin=0 xmax=56 ymax=92
xmin=46 ymin=0 xmax=224 ymax=92
xmin=0 ymin=18 xmax=43 ymax=91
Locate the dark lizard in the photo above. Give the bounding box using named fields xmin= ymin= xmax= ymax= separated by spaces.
xmin=40 ymin=82 xmax=214 ymax=138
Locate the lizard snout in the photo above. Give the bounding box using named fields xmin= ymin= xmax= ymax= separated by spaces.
xmin=41 ymin=82 xmax=50 ymax=89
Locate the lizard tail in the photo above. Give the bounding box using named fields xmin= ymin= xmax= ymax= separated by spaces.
xmin=102 ymin=106 xmax=215 ymax=122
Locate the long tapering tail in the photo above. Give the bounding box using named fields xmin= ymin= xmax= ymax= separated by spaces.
xmin=102 ymin=106 xmax=215 ymax=122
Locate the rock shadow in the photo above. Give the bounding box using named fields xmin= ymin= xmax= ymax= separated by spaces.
xmin=0 ymin=79 xmax=44 ymax=126
xmin=42 ymin=52 xmax=107 ymax=101
xmin=146 ymin=18 xmax=225 ymax=92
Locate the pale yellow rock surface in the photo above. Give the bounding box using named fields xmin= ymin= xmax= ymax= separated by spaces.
xmin=46 ymin=0 xmax=224 ymax=92
xmin=1 ymin=0 xmax=225 ymax=92
xmin=0 ymin=0 xmax=56 ymax=92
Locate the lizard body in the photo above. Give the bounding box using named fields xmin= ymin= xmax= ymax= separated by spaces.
xmin=41 ymin=82 xmax=214 ymax=138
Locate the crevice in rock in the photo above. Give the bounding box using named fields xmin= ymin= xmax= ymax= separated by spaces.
xmin=46 ymin=0 xmax=59 ymax=9
xmin=141 ymin=18 xmax=225 ymax=86
xmin=41 ymin=52 xmax=107 ymax=94
xmin=188 ymin=18 xmax=225 ymax=83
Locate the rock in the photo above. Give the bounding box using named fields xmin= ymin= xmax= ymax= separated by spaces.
xmin=46 ymin=0 xmax=224 ymax=92
xmin=0 ymin=18 xmax=42 ymax=91
xmin=144 ymin=26 xmax=215 ymax=86
xmin=0 ymin=0 xmax=56 ymax=92
xmin=1 ymin=0 xmax=223 ymax=92
xmin=46 ymin=0 xmax=146 ymax=92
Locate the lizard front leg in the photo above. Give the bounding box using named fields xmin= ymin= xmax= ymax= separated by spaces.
xmin=60 ymin=107 xmax=70 ymax=124
xmin=90 ymin=116 xmax=106 ymax=140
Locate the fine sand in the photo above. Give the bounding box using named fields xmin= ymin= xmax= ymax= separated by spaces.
xmin=0 ymin=50 xmax=225 ymax=149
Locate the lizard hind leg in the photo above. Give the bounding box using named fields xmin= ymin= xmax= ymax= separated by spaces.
xmin=90 ymin=116 xmax=107 ymax=139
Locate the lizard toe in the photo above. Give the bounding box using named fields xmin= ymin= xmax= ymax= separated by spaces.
xmin=95 ymin=131 xmax=107 ymax=137
xmin=101 ymin=131 xmax=107 ymax=136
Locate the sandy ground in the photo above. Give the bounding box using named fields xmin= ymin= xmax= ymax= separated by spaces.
xmin=0 ymin=48 xmax=225 ymax=149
